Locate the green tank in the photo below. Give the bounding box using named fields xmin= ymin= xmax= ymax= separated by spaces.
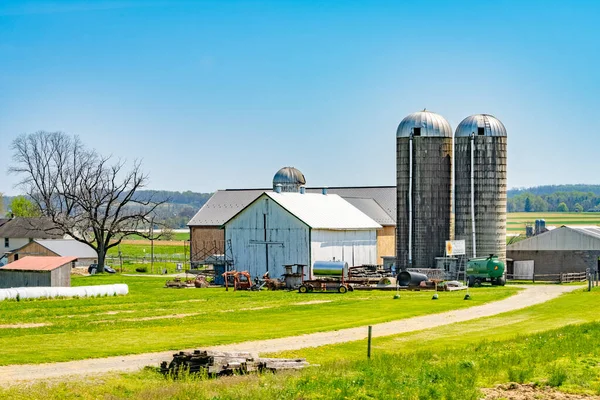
xmin=466 ymin=255 xmax=506 ymax=287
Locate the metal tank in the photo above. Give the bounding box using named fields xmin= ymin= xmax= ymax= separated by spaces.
xmin=312 ymin=261 xmax=348 ymax=278
xmin=396 ymin=110 xmax=453 ymax=269
xmin=454 ymin=114 xmax=507 ymax=262
xmin=273 ymin=167 xmax=306 ymax=193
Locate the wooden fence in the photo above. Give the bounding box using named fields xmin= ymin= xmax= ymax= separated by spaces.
xmin=506 ymin=271 xmax=588 ymax=283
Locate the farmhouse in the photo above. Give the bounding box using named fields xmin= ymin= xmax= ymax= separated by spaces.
xmin=7 ymin=239 xmax=98 ymax=267
xmin=0 ymin=217 xmax=64 ymax=263
xmin=0 ymin=256 xmax=75 ymax=288
xmin=507 ymin=226 xmax=600 ymax=276
xmin=224 ymin=191 xmax=381 ymax=279
xmin=188 ymin=167 xmax=396 ymax=267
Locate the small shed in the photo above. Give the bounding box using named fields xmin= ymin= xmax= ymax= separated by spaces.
xmin=8 ymin=239 xmax=97 ymax=266
xmin=0 ymin=256 xmax=76 ymax=288
xmin=223 ymin=192 xmax=381 ymax=279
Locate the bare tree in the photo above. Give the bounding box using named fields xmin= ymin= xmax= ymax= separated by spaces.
xmin=10 ymin=131 xmax=165 ymax=272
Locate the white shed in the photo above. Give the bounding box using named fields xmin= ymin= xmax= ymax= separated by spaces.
xmin=223 ymin=192 xmax=382 ymax=279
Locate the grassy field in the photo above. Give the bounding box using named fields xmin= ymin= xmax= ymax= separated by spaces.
xmin=1 ymin=286 xmax=598 ymax=399
xmin=105 ymin=243 xmax=189 ymax=273
xmin=507 ymin=212 xmax=600 ymax=235
xmin=0 ymin=274 xmax=516 ymax=366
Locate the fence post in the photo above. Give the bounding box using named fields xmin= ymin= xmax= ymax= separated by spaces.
xmin=367 ymin=326 xmax=372 ymax=359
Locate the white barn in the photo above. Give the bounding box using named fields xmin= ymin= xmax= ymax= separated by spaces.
xmin=223 ymin=191 xmax=382 ymax=279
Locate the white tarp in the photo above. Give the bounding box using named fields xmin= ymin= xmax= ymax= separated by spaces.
xmin=0 ymin=284 xmax=129 ymax=301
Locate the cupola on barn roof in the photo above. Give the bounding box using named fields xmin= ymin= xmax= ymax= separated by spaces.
xmin=273 ymin=167 xmax=306 ymax=186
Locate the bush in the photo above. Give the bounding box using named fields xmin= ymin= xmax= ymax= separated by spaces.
xmin=135 ymin=266 xmax=148 ymax=273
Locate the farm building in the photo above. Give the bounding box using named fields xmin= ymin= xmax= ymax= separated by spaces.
xmin=0 ymin=217 xmax=64 ymax=264
xmin=188 ymin=168 xmax=396 ymax=266
xmin=0 ymin=256 xmax=75 ymax=288
xmin=7 ymin=239 xmax=98 ymax=266
xmin=507 ymin=226 xmax=600 ymax=276
xmin=223 ymin=191 xmax=381 ymax=279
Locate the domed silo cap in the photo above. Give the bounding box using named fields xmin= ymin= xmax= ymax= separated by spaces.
xmin=273 ymin=167 xmax=306 ymax=186
xmin=397 ymin=109 xmax=453 ymax=138
xmin=455 ymin=114 xmax=507 ymax=137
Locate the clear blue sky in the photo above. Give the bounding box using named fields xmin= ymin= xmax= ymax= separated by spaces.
xmin=1 ymin=0 xmax=598 ymax=195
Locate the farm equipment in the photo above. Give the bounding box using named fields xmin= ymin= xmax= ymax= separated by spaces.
xmin=298 ymin=261 xmax=353 ymax=294
xmin=466 ymin=255 xmax=506 ymax=287
xmin=222 ymin=270 xmax=263 ymax=291
xmin=259 ymin=272 xmax=286 ymax=291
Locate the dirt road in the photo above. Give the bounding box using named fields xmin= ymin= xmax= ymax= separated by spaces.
xmin=0 ymin=284 xmax=581 ymax=386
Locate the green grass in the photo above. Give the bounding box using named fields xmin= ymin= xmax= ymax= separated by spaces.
xmin=0 ymin=275 xmax=516 ymax=366
xmin=120 ymin=232 xmax=190 ymax=241
xmin=2 ymin=286 xmax=599 ymax=400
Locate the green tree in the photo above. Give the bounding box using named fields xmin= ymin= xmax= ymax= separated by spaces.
xmin=8 ymin=196 xmax=41 ymax=217
xmin=557 ymin=202 xmax=569 ymax=212
xmin=0 ymin=192 xmax=3 ymax=217
xmin=574 ymin=203 xmax=584 ymax=212
xmin=524 ymin=197 xmax=532 ymax=212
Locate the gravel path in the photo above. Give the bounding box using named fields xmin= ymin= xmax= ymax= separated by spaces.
xmin=0 ymin=285 xmax=581 ymax=386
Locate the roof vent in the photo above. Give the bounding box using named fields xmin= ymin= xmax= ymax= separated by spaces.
xmin=322 ymin=187 xmax=328 ymax=195
xmin=275 ymin=184 xmax=282 ymax=193
xmin=299 ymin=186 xmax=306 ymax=194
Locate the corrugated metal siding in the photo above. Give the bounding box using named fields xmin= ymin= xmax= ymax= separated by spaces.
xmin=311 ymin=229 xmax=378 ymax=267
xmin=508 ymin=226 xmax=600 ymax=251
xmin=225 ymin=196 xmax=310 ymax=279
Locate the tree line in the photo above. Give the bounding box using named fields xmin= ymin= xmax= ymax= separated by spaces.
xmin=507 ymin=191 xmax=600 ymax=212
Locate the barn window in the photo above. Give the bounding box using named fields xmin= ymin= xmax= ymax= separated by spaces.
xmin=413 ymin=127 xmax=421 ymax=136
xmin=478 ymin=127 xmax=485 ymax=136
xmin=4 ymin=238 xmax=8 ymax=248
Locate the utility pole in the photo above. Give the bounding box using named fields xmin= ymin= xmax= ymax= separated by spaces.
xmin=150 ymin=216 xmax=154 ymax=273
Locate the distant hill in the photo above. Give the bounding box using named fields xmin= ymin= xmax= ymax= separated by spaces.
xmin=508 ymin=185 xmax=600 ymax=198
xmin=1 ymin=190 xmax=213 ymax=228
xmin=133 ymin=190 xmax=212 ymax=208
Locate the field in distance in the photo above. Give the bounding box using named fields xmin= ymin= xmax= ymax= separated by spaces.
xmin=507 ymin=212 xmax=600 ymax=234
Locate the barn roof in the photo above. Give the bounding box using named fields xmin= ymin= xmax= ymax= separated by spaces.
xmin=34 ymin=240 xmax=97 ymax=258
xmin=507 ymin=225 xmax=600 ymax=251
xmin=225 ymin=192 xmax=382 ymax=230
xmin=343 ymin=197 xmax=395 ymax=226
xmin=0 ymin=256 xmax=77 ymax=271
xmin=0 ymin=217 xmax=63 ymax=239
xmin=188 ymin=186 xmax=396 ymax=227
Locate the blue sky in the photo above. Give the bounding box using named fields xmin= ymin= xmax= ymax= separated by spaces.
xmin=1 ymin=0 xmax=598 ymax=195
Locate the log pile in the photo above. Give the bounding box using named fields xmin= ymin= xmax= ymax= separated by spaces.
xmin=160 ymin=350 xmax=309 ymax=376
xmin=348 ymin=265 xmax=394 ymax=279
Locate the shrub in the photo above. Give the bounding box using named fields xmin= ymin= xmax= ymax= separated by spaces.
xmin=135 ymin=266 xmax=148 ymax=273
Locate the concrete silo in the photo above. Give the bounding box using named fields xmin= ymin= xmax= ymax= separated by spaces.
xmin=396 ymin=110 xmax=453 ymax=269
xmin=454 ymin=114 xmax=507 ymax=261
xmin=273 ymin=167 xmax=306 ymax=193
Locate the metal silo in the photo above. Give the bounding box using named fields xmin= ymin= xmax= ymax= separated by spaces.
xmin=273 ymin=167 xmax=306 ymax=192
xmin=454 ymin=114 xmax=507 ymax=261
xmin=396 ymin=110 xmax=453 ymax=269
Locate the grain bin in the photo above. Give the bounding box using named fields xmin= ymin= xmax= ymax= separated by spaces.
xmin=396 ymin=110 xmax=453 ymax=269
xmin=454 ymin=114 xmax=507 ymax=261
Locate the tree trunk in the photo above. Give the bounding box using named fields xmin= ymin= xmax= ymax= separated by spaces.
xmin=97 ymin=243 xmax=106 ymax=273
